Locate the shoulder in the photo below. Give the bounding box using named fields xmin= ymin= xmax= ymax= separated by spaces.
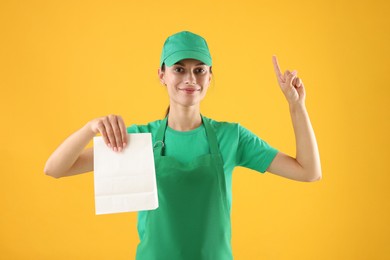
xmin=203 ymin=116 xmax=250 ymax=136
xmin=204 ymin=116 xmax=268 ymax=146
xmin=204 ymin=115 xmax=237 ymax=129
xmin=203 ymin=116 xmax=241 ymax=142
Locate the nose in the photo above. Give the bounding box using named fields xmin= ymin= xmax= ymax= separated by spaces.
xmin=184 ymin=71 xmax=196 ymax=85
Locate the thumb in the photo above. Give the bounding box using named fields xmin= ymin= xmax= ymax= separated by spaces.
xmin=296 ymin=81 xmax=305 ymax=96
xmin=286 ymin=70 xmax=297 ymax=85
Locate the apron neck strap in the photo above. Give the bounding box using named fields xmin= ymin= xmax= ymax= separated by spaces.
xmin=201 ymin=115 xmax=219 ymax=155
xmin=154 ymin=114 xmax=219 ymax=155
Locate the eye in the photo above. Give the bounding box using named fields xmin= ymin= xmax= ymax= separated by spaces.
xmin=195 ymin=68 xmax=206 ymax=74
xmin=174 ymin=67 xmax=184 ymax=73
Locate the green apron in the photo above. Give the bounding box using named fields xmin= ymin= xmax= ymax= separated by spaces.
xmin=135 ymin=115 xmax=233 ymax=260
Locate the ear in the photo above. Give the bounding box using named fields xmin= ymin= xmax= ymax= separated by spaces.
xmin=158 ymin=68 xmax=165 ymax=85
xmin=208 ymin=67 xmax=212 ymax=85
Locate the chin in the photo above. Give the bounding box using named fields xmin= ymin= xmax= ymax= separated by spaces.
xmin=174 ymin=100 xmax=202 ymax=108
xmin=170 ymin=95 xmax=206 ymax=107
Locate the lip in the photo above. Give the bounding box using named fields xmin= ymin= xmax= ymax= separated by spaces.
xmin=179 ymin=88 xmax=200 ymax=91
xmin=178 ymin=88 xmax=200 ymax=94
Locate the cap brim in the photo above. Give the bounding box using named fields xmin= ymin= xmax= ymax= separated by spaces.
xmin=163 ymin=50 xmax=212 ymax=67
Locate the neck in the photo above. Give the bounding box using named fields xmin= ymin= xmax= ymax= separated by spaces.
xmin=167 ymin=103 xmax=202 ymax=131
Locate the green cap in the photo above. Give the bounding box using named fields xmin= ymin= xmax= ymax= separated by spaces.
xmin=160 ymin=31 xmax=212 ymax=67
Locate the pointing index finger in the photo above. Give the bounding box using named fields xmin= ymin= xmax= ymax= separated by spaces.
xmin=272 ymin=55 xmax=283 ymax=81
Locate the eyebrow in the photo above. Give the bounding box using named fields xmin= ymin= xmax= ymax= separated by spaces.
xmin=174 ymin=62 xmax=205 ymax=66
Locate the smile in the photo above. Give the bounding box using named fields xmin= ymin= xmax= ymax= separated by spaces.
xmin=178 ymin=88 xmax=200 ymax=94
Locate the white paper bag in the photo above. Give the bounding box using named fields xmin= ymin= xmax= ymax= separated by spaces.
xmin=93 ymin=133 xmax=158 ymax=215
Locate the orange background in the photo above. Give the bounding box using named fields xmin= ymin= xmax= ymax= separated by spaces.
xmin=1 ymin=0 xmax=389 ymax=259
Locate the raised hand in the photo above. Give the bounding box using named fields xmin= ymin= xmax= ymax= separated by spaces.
xmin=272 ymin=55 xmax=306 ymax=105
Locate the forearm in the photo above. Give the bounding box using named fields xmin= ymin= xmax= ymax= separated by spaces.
xmin=44 ymin=122 xmax=95 ymax=178
xmin=289 ymin=103 xmax=322 ymax=181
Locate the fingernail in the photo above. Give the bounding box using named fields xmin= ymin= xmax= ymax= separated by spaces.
xmin=123 ymin=142 xmax=126 ymax=147
xmin=108 ymin=143 xmax=111 ymax=148
xmin=118 ymin=147 xmax=122 ymax=152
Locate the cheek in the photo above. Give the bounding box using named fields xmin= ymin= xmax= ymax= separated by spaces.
xmin=166 ymin=86 xmax=176 ymax=96
xmin=167 ymin=78 xmax=182 ymax=87
xmin=201 ymin=78 xmax=211 ymax=89
xmin=200 ymin=84 xmax=210 ymax=95
xmin=200 ymin=77 xmax=209 ymax=86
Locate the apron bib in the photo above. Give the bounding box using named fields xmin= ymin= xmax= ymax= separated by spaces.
xmin=135 ymin=115 xmax=233 ymax=260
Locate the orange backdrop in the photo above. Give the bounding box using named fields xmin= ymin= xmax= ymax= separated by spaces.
xmin=1 ymin=0 xmax=389 ymax=259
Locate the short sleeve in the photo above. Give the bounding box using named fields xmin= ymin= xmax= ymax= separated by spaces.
xmin=236 ymin=124 xmax=278 ymax=173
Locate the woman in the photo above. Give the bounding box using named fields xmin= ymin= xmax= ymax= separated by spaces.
xmin=45 ymin=31 xmax=321 ymax=259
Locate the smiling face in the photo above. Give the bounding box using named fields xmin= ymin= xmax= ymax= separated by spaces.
xmin=158 ymin=58 xmax=212 ymax=108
